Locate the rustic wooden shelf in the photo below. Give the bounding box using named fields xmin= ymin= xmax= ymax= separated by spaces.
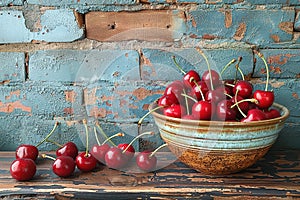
xmin=0 ymin=150 xmax=300 ymax=199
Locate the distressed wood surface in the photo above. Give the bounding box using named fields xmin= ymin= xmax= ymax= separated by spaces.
xmin=85 ymin=11 xmax=176 ymax=42
xmin=0 ymin=150 xmax=299 ymax=199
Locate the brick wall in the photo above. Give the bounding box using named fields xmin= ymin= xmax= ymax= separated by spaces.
xmin=0 ymin=1 xmax=299 ymax=151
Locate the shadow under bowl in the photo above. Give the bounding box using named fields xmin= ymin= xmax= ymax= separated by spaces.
xmin=149 ymin=102 xmax=290 ymax=175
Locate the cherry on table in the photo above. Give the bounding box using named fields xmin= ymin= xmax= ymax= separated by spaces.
xmin=91 ymin=133 xmax=124 ymax=164
xmin=76 ymin=152 xmax=97 ymax=172
xmin=10 ymin=158 xmax=36 ymax=181
xmin=136 ymin=143 xmax=168 ymax=172
xmin=15 ymin=121 xmax=59 ymax=161
xmin=75 ymin=119 xmax=97 ymax=172
xmin=15 ymin=144 xmax=39 ymax=161
xmin=52 ymin=155 xmax=76 ymax=177
xmin=56 ymin=142 xmax=78 ymax=160
xmin=117 ymin=143 xmax=135 ymax=162
xmin=41 ymin=154 xmax=75 ymax=178
xmin=104 ymin=147 xmax=127 ymax=170
xmin=136 ymin=150 xmax=157 ymax=172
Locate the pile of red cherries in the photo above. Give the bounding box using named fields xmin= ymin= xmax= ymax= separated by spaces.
xmin=156 ymin=50 xmax=281 ymax=122
xmin=10 ymin=120 xmax=164 ymax=181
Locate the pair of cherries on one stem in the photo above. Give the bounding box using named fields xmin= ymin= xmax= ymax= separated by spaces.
xmin=91 ymin=122 xmax=167 ymax=172
xmin=11 ymin=121 xmax=64 ymax=181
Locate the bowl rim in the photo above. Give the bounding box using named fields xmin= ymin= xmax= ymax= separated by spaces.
xmin=149 ymin=102 xmax=290 ymax=128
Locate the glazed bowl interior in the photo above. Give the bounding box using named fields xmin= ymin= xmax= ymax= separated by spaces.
xmin=149 ymin=102 xmax=289 ymax=175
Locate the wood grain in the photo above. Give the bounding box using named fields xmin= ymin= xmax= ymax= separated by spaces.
xmin=0 ymin=150 xmax=299 ymax=199
xmin=85 ymin=11 xmax=175 ymax=42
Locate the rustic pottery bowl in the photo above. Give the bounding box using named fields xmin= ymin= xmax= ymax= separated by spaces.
xmin=149 ymin=102 xmax=289 ymax=175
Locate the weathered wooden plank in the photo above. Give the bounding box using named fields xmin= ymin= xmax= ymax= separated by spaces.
xmin=0 ymin=150 xmax=299 ymax=199
xmin=85 ymin=11 xmax=184 ymax=42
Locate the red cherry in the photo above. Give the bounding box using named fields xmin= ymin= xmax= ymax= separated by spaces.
xmin=189 ymin=81 xmax=209 ymax=101
xmin=90 ymin=143 xmax=110 ymax=164
xmin=205 ymin=89 xmax=225 ymax=104
xmin=241 ymin=109 xmax=266 ymax=122
xmin=117 ymin=143 xmax=135 ymax=161
xmin=15 ymin=144 xmax=39 ymax=161
xmin=164 ymin=80 xmax=185 ymax=97
xmin=158 ymin=93 xmax=179 ymax=107
xmin=253 ymin=90 xmax=274 ymax=109
xmin=56 ymin=142 xmax=78 ymax=160
xmin=202 ymin=69 xmax=220 ymax=90
xmin=90 ymin=132 xmax=124 ymax=164
xmin=52 ymin=156 xmax=76 ymax=177
xmin=163 ymin=104 xmax=186 ymax=118
xmin=75 ymin=152 xmax=97 ymax=172
xmin=105 ymin=147 xmax=127 ymax=170
xmin=192 ymin=100 xmax=214 ymax=120
xmin=183 ymin=70 xmax=201 ymax=88
xmin=10 ymin=158 xmax=36 ymax=181
xmin=233 ymin=80 xmax=253 ymax=99
xmin=136 ymin=151 xmax=157 ymax=172
xmin=264 ymin=108 xmax=281 ymax=119
xmin=230 ymin=95 xmax=249 ymax=114
xmin=216 ymin=99 xmax=237 ymax=121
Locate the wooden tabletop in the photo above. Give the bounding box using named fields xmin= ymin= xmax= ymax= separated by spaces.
xmin=0 ymin=150 xmax=300 ymax=199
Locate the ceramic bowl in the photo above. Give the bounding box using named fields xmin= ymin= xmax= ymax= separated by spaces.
xmin=149 ymin=102 xmax=289 ymax=175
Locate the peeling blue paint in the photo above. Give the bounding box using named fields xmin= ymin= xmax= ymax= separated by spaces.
xmin=0 ymin=9 xmax=84 ymax=44
xmin=0 ymin=52 xmax=25 ymax=82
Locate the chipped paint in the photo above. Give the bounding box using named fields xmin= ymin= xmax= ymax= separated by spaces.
xmin=224 ymin=10 xmax=232 ymax=28
xmin=279 ymin=21 xmax=293 ymax=34
xmin=0 ymin=101 xmax=32 ymax=113
xmin=65 ymin=90 xmax=76 ymax=103
xmin=5 ymin=90 xmax=21 ymax=100
xmin=233 ymin=22 xmax=246 ymax=41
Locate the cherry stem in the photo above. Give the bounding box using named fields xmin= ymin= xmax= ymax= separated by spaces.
xmin=94 ymin=126 xmax=101 ymax=146
xmin=149 ymin=143 xmax=168 ymax=158
xmin=255 ymin=50 xmax=269 ymax=91
xmin=172 ymin=56 xmax=186 ymax=75
xmin=181 ymin=93 xmax=198 ymax=103
xmin=95 ymin=121 xmax=116 ymax=147
xmin=45 ymin=139 xmax=63 ymax=148
xmin=195 ymin=47 xmax=214 ymax=90
xmin=231 ymin=98 xmax=258 ymax=109
xmin=41 ymin=153 xmax=55 ymax=161
xmin=235 ymin=57 xmax=245 ymax=81
xmin=225 ymin=93 xmax=233 ymax=99
xmin=234 ymin=89 xmax=246 ymax=118
xmin=122 ymin=131 xmax=154 ymax=154
xmin=138 ymin=105 xmax=164 ymax=126
xmin=193 ymin=80 xmax=205 ymax=100
xmin=102 ymin=133 xmax=124 ymax=146
xmin=83 ymin=119 xmax=89 ymax=157
xmin=220 ymin=58 xmax=236 ymax=76
xmin=182 ymin=88 xmax=190 ymax=115
xmin=225 ymin=83 xmax=235 ymax=87
xmin=36 ymin=121 xmax=59 ymax=147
